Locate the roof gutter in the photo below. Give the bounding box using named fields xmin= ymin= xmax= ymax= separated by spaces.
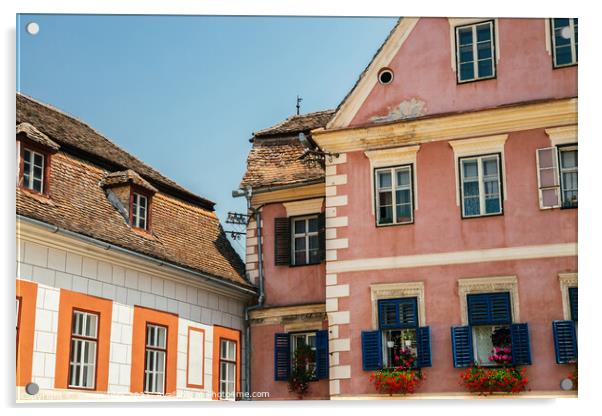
xmin=250 ymin=177 xmax=325 ymax=195
xmin=16 ymin=214 xmax=257 ymax=297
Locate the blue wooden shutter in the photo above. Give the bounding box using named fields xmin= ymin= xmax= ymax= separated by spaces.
xmin=274 ymin=333 xmax=290 ymax=381
xmin=378 ymin=298 xmax=418 ymax=329
xmin=569 ymin=287 xmax=578 ymax=321
xmin=416 ymin=326 xmax=432 ymax=368
xmin=510 ymin=323 xmax=532 ymax=365
xmin=467 ymin=292 xmax=511 ymax=325
xmin=553 ymin=320 xmax=578 ymax=364
xmin=451 ymin=326 xmax=473 ymax=368
xmin=361 ymin=330 xmax=382 ymax=371
xmin=315 ymin=330 xmax=329 ymax=379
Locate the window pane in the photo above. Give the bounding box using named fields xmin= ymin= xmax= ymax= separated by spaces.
xmin=294 ymin=220 xmax=305 ymax=234
xmin=228 ymin=341 xmax=236 ymax=361
xmin=463 ymin=181 xmax=479 ymax=197
xmin=384 ymin=328 xmax=417 ymax=368
xmin=555 ymin=46 xmax=572 ymax=65
xmin=295 ymin=252 xmax=307 ymax=265
xmin=396 ymin=169 xmax=410 ymax=187
xmin=458 ymin=27 xmax=473 ymax=45
xmin=561 ymin=149 xmax=577 ymax=168
xmin=294 ymin=237 xmax=305 ymax=251
xmin=459 ymin=44 xmax=473 ymax=63
xmin=379 ymin=206 xmax=393 ymax=225
xmin=33 ymin=179 xmax=43 ymax=193
xmin=308 ymin=235 xmax=319 ymax=250
xmin=156 ymin=327 xmax=166 ymax=348
xmin=476 ymin=23 xmax=491 ymax=42
xmin=477 ymin=59 xmax=493 ymax=77
xmin=308 ymin=249 xmax=320 ymax=264
xmin=307 ymin=217 xmax=318 ymax=233
xmin=379 ymin=191 xmax=392 ymax=206
xmin=396 ymin=204 xmax=412 ymax=222
xmin=396 ymin=189 xmax=411 ymax=205
xmin=378 ymin=171 xmax=392 ymax=189
xmin=459 ymin=62 xmax=474 ymax=81
xmin=473 ymin=326 xmax=496 ymax=366
xmin=464 ymin=197 xmax=480 ymax=216
xmin=462 ymin=160 xmax=478 ymax=178
xmin=477 ymin=41 xmax=492 ymax=60
xmin=485 ymin=197 xmax=501 ymax=214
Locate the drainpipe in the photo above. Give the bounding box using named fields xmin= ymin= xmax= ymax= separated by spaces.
xmin=236 ymin=186 xmax=265 ymax=400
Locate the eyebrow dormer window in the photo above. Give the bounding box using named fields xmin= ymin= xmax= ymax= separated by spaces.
xmin=23 ymin=148 xmax=45 ymax=193
xmin=132 ymin=193 xmax=148 ymax=230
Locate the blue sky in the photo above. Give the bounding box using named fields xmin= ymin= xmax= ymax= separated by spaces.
xmin=17 ymin=14 xmax=397 ymax=255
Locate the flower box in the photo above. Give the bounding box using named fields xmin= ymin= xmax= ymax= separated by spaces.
xmin=459 ymin=366 xmax=528 ymax=395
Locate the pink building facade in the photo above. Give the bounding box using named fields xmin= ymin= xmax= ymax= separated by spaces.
xmin=241 ymin=17 xmax=578 ymax=399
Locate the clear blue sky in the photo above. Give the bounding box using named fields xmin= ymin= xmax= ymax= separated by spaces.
xmin=17 ymin=14 xmax=397 ymax=256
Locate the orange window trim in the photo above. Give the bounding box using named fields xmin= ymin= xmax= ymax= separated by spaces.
xmin=212 ymin=325 xmax=241 ymax=401
xmin=130 ymin=305 xmax=178 ymax=395
xmin=16 ymin=279 xmax=38 ymax=387
xmin=186 ymin=327 xmax=205 ymax=389
xmin=54 ymin=289 xmax=113 ymax=391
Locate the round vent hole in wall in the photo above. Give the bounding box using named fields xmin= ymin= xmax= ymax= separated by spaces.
xmin=378 ymin=68 xmax=394 ymax=85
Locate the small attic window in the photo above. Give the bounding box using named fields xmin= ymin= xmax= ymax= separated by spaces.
xmin=378 ymin=68 xmax=394 ymax=85
xmin=131 ymin=192 xmax=149 ymax=230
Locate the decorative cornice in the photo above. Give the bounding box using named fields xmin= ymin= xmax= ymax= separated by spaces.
xmin=313 ymin=98 xmax=578 ymax=154
xmin=545 ymin=125 xmax=578 ymax=146
xmin=458 ymin=276 xmax=519 ymax=324
xmin=251 ymin=183 xmax=325 ymax=206
xmin=282 ymin=198 xmax=324 ymax=217
xmin=370 ymin=282 xmax=426 ymax=329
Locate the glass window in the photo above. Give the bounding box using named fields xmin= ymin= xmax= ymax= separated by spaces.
xmin=22 ymin=148 xmax=45 ymax=193
xmin=132 ymin=193 xmax=148 ymax=229
xmin=456 ymin=21 xmax=495 ymax=82
xmin=69 ymin=310 xmax=99 ymax=389
xmin=375 ymin=165 xmax=414 ymax=225
xmin=558 ymin=146 xmax=577 ymax=208
xmin=291 ymin=216 xmax=320 ymax=265
xmin=144 ymin=324 xmax=167 ymax=394
xmin=378 ymin=297 xmax=419 ymax=369
xmin=472 ymin=325 xmax=512 ymax=366
xmin=552 ymin=18 xmax=578 ymax=67
xmin=460 ymin=154 xmax=502 ymax=217
xmin=290 ymin=332 xmax=317 ymax=376
xmin=219 ymin=339 xmax=237 ymax=400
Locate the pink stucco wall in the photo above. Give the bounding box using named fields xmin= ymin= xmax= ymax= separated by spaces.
xmin=351 ymin=18 xmax=577 ymax=127
xmin=332 ymin=126 xmax=577 ymax=394
xmin=334 ymin=128 xmax=577 ymax=262
xmin=259 ymin=202 xmax=326 ymax=307
xmin=250 ymin=322 xmax=330 ymax=400
xmin=338 ymin=257 xmax=577 ymax=394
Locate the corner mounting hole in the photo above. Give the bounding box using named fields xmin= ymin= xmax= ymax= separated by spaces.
xmin=26 ymin=22 xmax=40 ymax=35
xmin=378 ymin=68 xmax=393 ymax=85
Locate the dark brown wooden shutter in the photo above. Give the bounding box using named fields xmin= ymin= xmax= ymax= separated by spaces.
xmin=274 ymin=217 xmax=291 ymax=266
xmin=318 ymin=212 xmax=326 ymax=262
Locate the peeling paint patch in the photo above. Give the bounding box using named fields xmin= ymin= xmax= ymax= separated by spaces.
xmin=370 ymin=98 xmax=427 ymax=123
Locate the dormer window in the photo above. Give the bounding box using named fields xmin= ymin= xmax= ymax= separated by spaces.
xmin=23 ymin=148 xmax=45 ymax=193
xmin=132 ymin=192 xmax=149 ymax=230
xmin=16 ymin=122 xmax=59 ymax=196
xmin=100 ymin=169 xmax=157 ymax=234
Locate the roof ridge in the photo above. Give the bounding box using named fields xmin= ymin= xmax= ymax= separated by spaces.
xmin=17 ymin=92 xmax=215 ymax=209
xmin=252 ymin=108 xmax=335 ymax=137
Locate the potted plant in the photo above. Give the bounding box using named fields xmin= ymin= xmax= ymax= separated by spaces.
xmin=369 ymin=347 xmax=425 ymax=396
xmin=288 ymin=344 xmax=315 ymax=399
xmin=459 ymin=327 xmax=528 ymax=395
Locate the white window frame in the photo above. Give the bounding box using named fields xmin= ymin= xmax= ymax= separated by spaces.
xmin=69 ymin=310 xmax=99 ymax=389
xmin=374 ymin=164 xmax=414 ymax=226
xmin=219 ymin=338 xmax=237 ymax=401
xmin=459 ymin=153 xmax=503 ymax=218
xmin=289 ymin=332 xmax=317 ymax=375
xmin=144 ymin=324 xmax=167 ymax=394
xmin=558 ymin=145 xmax=578 ymax=208
xmin=291 ymin=215 xmax=319 ymax=266
xmin=551 ymin=18 xmax=578 ymax=68
xmin=22 ymin=148 xmax=45 ymax=193
xmin=132 ymin=193 xmax=148 ymax=229
xmin=455 ymin=20 xmax=496 ymax=83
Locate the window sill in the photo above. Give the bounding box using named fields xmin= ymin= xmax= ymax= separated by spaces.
xmin=131 ymin=227 xmax=158 ymax=241
xmin=375 ymin=220 xmax=414 ymax=228
xmin=457 ymin=75 xmax=496 ymax=85
xmin=461 ymin=212 xmax=503 ymax=220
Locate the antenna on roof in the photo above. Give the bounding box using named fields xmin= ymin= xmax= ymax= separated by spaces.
xmin=296 ymin=95 xmax=303 ymax=115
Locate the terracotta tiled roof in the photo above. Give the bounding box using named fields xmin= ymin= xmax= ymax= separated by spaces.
xmin=101 ymin=169 xmax=158 ymax=193
xmin=253 ymin=109 xmax=335 ymax=138
xmin=16 ymin=94 xmax=250 ymax=290
xmin=241 ymin=110 xmax=334 ymax=189
xmin=17 ymin=93 xmax=214 ymax=209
